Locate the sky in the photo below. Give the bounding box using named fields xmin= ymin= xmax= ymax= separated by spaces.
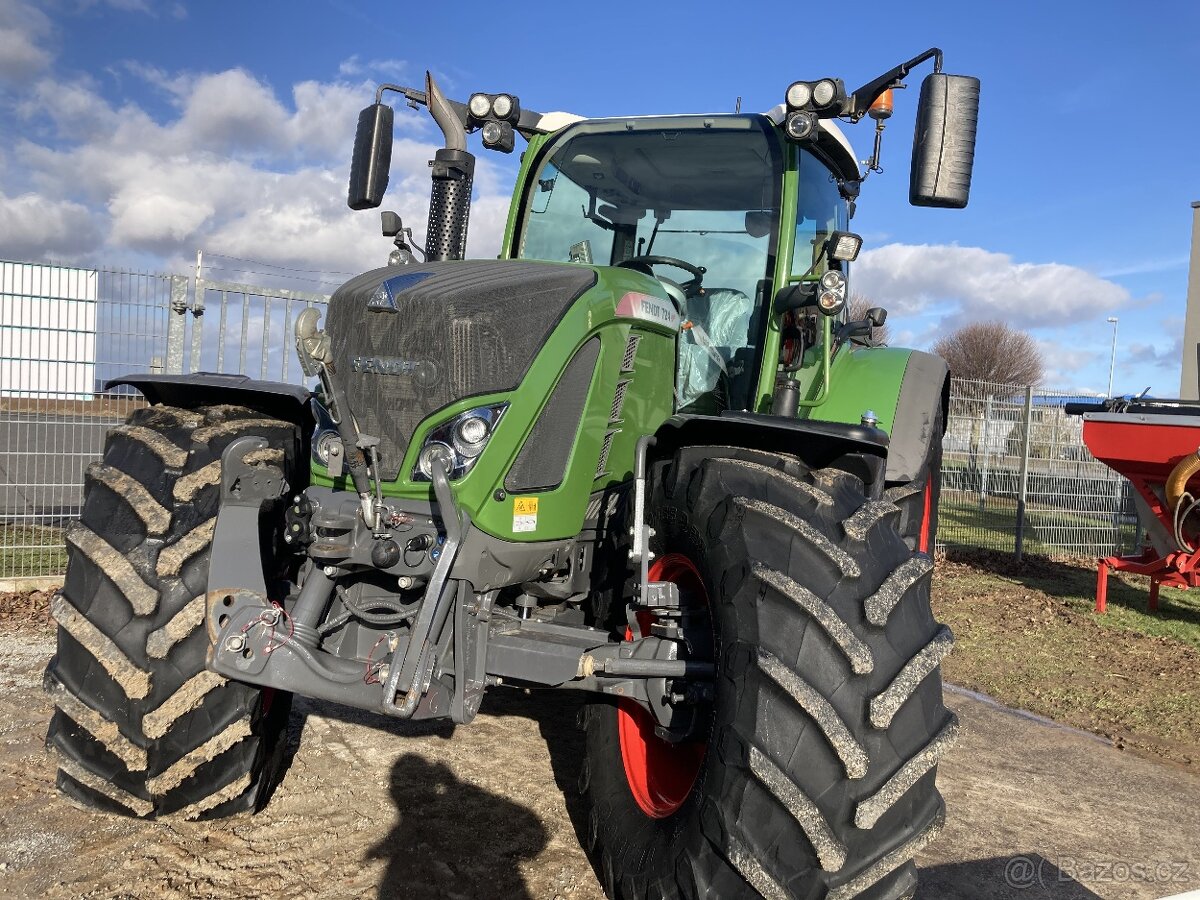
xmin=1 ymin=0 xmax=1198 ymax=395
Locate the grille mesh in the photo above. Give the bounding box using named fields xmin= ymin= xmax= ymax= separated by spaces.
xmin=325 ymin=261 xmax=596 ymax=480
xmin=595 ymin=429 xmax=618 ymax=479
xmin=620 ymin=334 xmax=641 ymax=372
xmin=506 ymin=338 xmax=601 ymax=493
xmin=609 ymin=379 xmax=631 ymax=422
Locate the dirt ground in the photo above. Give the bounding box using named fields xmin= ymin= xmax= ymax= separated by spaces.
xmin=934 ymin=553 xmax=1200 ymax=769
xmin=1 ymin=582 xmax=1198 ymax=899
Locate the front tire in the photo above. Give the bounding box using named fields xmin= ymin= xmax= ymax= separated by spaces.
xmin=579 ymin=447 xmax=956 ymax=899
xmin=44 ymin=404 xmax=299 ymax=820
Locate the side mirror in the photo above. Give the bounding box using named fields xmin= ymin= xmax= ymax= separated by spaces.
xmin=348 ymin=102 xmax=394 ymax=210
xmin=910 ymin=73 xmax=979 ymax=208
xmin=866 ymin=307 xmax=887 ymax=328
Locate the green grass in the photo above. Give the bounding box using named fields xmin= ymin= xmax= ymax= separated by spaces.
xmin=0 ymin=524 xmax=67 ymax=580
xmin=939 ymin=493 xmax=1138 ymax=557
xmin=943 ymin=549 xmax=1200 ymax=648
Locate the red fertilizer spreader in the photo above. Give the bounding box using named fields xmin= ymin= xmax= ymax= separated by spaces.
xmin=1068 ymin=397 xmax=1200 ymax=613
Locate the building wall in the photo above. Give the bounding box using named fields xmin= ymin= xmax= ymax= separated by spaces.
xmin=0 ymin=261 xmax=98 ymax=399
xmin=1179 ymin=202 xmax=1200 ymax=399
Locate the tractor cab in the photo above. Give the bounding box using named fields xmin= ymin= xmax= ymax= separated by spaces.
xmin=511 ymin=113 xmax=853 ymax=411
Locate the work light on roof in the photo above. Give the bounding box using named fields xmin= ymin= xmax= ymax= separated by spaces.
xmin=468 ymin=93 xmax=491 ymax=118
xmin=785 ymin=111 xmax=817 ymax=142
xmin=784 ymin=78 xmax=848 ymax=119
xmin=491 ymin=93 xmax=514 ymax=119
xmin=786 ymin=82 xmax=812 ymax=108
xmin=481 ymin=119 xmax=515 ymax=153
xmin=812 ymin=79 xmax=837 ymax=107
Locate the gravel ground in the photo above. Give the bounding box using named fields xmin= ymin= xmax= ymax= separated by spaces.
xmin=1 ymin=626 xmax=1197 ymax=899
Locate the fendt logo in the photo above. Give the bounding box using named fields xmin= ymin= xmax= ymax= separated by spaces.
xmin=350 ymin=357 xmax=440 ymax=386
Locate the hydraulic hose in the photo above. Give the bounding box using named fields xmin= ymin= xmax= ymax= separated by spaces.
xmin=1166 ymin=450 xmax=1200 ymax=514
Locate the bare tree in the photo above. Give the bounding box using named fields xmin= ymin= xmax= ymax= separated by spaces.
xmin=847 ymin=293 xmax=891 ymax=345
xmin=933 ymin=321 xmax=1044 ymax=386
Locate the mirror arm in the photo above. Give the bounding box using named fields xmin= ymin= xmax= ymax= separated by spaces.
xmin=848 ymin=47 xmax=943 ymax=120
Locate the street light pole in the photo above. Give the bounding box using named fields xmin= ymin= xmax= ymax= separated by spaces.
xmin=1106 ymin=316 xmax=1119 ymax=397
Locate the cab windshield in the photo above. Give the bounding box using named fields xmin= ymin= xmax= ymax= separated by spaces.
xmin=516 ymin=116 xmax=782 ymax=411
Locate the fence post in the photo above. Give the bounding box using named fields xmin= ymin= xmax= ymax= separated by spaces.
xmin=189 ymin=250 xmax=205 ymax=373
xmin=1014 ymin=384 xmax=1034 ymax=560
xmin=165 ymin=275 xmax=188 ymax=375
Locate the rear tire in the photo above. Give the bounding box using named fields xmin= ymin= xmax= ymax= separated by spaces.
xmin=44 ymin=403 xmax=299 ymax=819
xmin=579 ymin=447 xmax=955 ymax=899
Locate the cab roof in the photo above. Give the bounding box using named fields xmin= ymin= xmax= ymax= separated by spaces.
xmin=525 ymin=109 xmax=862 ymax=184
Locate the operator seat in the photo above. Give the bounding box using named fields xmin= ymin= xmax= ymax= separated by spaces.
xmin=676 ymin=287 xmax=753 ymax=410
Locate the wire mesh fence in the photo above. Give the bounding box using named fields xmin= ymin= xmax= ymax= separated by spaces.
xmin=1 ymin=260 xmax=172 ymax=579
xmin=940 ymin=378 xmax=1138 ymax=557
xmin=0 ymin=256 xmax=1141 ymax=580
xmin=0 ymin=257 xmax=330 ymax=580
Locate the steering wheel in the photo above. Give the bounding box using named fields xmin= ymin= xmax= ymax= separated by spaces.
xmin=616 ymin=255 xmax=706 ymax=295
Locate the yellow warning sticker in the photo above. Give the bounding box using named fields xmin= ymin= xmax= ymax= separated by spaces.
xmin=513 ymin=496 xmax=539 ymax=533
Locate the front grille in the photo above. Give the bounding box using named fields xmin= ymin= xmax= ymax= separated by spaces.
xmin=325 ymin=260 xmax=596 ymax=480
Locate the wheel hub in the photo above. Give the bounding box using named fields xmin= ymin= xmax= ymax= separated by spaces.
xmin=617 ymin=552 xmax=711 ymax=818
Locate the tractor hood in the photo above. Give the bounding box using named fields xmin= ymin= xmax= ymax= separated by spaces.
xmin=324 ymin=259 xmax=597 ymax=480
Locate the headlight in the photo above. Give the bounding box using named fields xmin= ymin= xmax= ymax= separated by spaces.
xmin=818 ymin=269 xmax=846 ymax=315
xmin=418 ymin=441 xmax=456 ymax=479
xmin=315 ymin=431 xmax=343 ymax=465
xmin=412 ymin=403 xmax=508 ymax=482
xmin=491 ymin=93 xmax=513 ymax=119
xmin=310 ymin=395 xmax=344 ymax=471
xmin=820 ymin=269 xmax=845 ymax=291
xmin=453 ymin=415 xmax=490 ymax=456
xmin=786 ymin=81 xmax=811 ymax=108
xmin=785 ymin=111 xmax=817 ymax=141
xmin=468 ymin=93 xmax=491 ymax=118
xmin=812 ymin=79 xmax=837 ymax=107
xmin=481 ymin=120 xmax=504 ymax=144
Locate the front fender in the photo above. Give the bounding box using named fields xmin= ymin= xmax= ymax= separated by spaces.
xmin=651 ymin=410 xmax=888 ymax=489
xmin=106 ymin=372 xmax=315 ymax=434
xmin=804 ymin=346 xmax=949 ymax=484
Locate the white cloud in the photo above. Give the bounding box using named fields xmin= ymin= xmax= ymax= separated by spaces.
xmin=3 ymin=59 xmax=511 ymax=276
xmin=338 ymin=56 xmax=409 ymax=81
xmin=0 ymin=191 xmax=105 ymax=258
xmin=1126 ymin=339 xmax=1182 ymax=371
xmin=0 ymin=0 xmax=53 ymax=82
xmin=854 ymin=243 xmax=1132 ymax=328
xmin=1034 ymin=339 xmax=1094 ymax=374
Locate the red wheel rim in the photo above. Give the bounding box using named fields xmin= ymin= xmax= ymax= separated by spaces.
xmin=617 ymin=553 xmax=710 ymax=818
xmin=918 ymin=479 xmax=933 ymax=554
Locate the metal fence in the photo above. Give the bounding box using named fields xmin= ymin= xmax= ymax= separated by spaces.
xmin=940 ymin=378 xmax=1137 ymax=558
xmin=0 ymin=256 xmax=1141 ymax=580
xmin=1 ymin=257 xmax=329 ymax=580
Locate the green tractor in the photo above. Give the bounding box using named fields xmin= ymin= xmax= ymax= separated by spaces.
xmin=45 ymin=49 xmax=977 ymax=899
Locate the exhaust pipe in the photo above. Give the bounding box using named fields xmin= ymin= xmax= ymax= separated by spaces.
xmin=425 ymin=72 xmax=475 ymax=261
